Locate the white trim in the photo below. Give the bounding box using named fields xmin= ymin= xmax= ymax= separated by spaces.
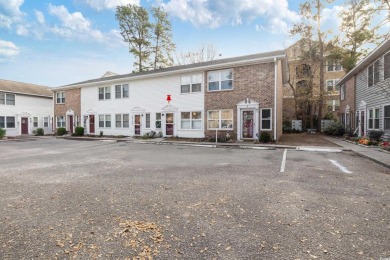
xmin=236 ymin=99 xmax=259 ymax=140
xmin=179 ymin=111 xmax=203 ymax=130
xmin=367 ymin=107 xmax=380 ymax=130
xmin=383 ymin=103 xmax=390 ymax=131
xmin=261 ymin=108 xmax=272 ymax=131
xmin=274 ymin=58 xmax=277 ymax=140
xmin=207 ymin=69 xmax=233 ymax=92
xmin=55 ymin=91 xmax=65 ymax=104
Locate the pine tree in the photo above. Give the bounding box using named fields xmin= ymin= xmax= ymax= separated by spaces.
xmin=116 ymin=4 xmax=152 ymax=72
xmin=151 ymin=6 xmax=175 ymax=70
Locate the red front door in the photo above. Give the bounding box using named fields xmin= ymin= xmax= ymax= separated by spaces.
xmin=89 ymin=115 xmax=95 ymax=134
xmin=21 ymin=117 xmax=28 ymax=134
xmin=69 ymin=115 xmax=73 ymax=133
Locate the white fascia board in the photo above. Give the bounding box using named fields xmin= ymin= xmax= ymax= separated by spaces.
xmin=0 ymin=90 xmax=52 ymax=98
xmin=54 ymin=54 xmax=286 ymax=90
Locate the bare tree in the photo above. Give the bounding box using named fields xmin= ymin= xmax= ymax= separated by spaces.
xmin=175 ymin=44 xmax=220 ymax=65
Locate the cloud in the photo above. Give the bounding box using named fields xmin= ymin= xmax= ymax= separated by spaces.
xmin=48 ymin=4 xmax=105 ymax=41
xmin=35 ymin=10 xmax=45 ymax=24
xmin=0 ymin=39 xmax=20 ymax=61
xmin=161 ymin=0 xmax=299 ymax=32
xmin=82 ymin=0 xmax=140 ymax=11
xmin=0 ymin=0 xmax=24 ymax=28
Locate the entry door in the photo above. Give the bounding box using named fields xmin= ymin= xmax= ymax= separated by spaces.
xmin=69 ymin=115 xmax=74 ymax=133
xmin=134 ymin=115 xmax=141 ymax=135
xmin=89 ymin=115 xmax=95 ymax=134
xmin=166 ymin=113 xmax=174 ymax=136
xmin=242 ymin=110 xmax=254 ymax=139
xmin=360 ymin=111 xmax=365 ymax=137
xmin=21 ymin=117 xmax=29 ymax=134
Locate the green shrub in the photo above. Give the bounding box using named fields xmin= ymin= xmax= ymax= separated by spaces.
xmin=323 ymin=122 xmax=345 ymax=136
xmin=368 ymin=130 xmax=384 ymax=142
xmin=75 ymin=126 xmax=84 ymax=136
xmin=259 ymin=131 xmax=271 ymax=143
xmin=99 ymin=131 xmax=103 ymax=137
xmin=0 ymin=128 xmax=6 ymax=138
xmin=56 ymin=127 xmax=67 ymax=136
xmin=142 ymin=131 xmax=157 ymax=139
xmin=36 ymin=128 xmax=44 ymax=136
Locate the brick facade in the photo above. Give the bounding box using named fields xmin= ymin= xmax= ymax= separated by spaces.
xmin=283 ymin=40 xmax=346 ymax=129
xmin=204 ymin=62 xmax=279 ymax=140
xmin=54 ymin=88 xmax=81 ymax=132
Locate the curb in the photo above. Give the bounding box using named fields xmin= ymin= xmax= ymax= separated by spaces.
xmin=349 ymin=150 xmax=390 ymax=170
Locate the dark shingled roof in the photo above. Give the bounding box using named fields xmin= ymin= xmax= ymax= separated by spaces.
xmin=0 ymin=79 xmax=52 ymax=97
xmin=62 ymin=50 xmax=285 ymax=88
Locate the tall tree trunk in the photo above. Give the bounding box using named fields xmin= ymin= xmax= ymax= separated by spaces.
xmin=317 ymin=0 xmax=325 ymax=132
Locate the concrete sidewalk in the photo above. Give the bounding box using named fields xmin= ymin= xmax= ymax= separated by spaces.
xmin=322 ymin=136 xmax=390 ymax=169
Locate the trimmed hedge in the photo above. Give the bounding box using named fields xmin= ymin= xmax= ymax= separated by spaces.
xmin=75 ymin=126 xmax=84 ymax=136
xmin=56 ymin=127 xmax=67 ymax=136
xmin=0 ymin=128 xmax=6 ymax=138
xmin=259 ymin=131 xmax=272 ymax=143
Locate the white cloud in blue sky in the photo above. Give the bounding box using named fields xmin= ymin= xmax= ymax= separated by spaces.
xmin=0 ymin=0 xmax=379 ymax=87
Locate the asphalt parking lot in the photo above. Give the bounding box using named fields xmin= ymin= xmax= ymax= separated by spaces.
xmin=1 ymin=139 xmax=389 ymax=259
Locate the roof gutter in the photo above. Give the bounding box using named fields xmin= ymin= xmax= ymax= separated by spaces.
xmin=0 ymin=90 xmax=52 ymax=98
xmin=54 ymin=54 xmax=286 ymax=90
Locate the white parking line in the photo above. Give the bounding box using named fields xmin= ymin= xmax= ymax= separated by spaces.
xmin=329 ymin=159 xmax=352 ymax=174
xmin=280 ymin=149 xmax=287 ymax=173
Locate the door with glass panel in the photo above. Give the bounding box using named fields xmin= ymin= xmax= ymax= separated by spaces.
xmin=242 ymin=110 xmax=254 ymax=139
xmin=134 ymin=115 xmax=141 ymax=135
xmin=166 ymin=113 xmax=174 ymax=136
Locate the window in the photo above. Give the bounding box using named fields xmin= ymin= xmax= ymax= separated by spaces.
xmin=155 ymin=113 xmax=161 ymax=128
xmin=56 ymin=92 xmax=65 ymax=104
xmin=261 ymin=109 xmax=272 ymax=130
xmin=99 ymin=115 xmax=111 ymax=128
xmin=181 ymin=74 xmax=202 ymax=93
xmin=6 ymin=117 xmax=15 ymax=128
xmin=123 ymin=114 xmax=129 ymax=128
xmin=44 ymin=117 xmax=49 ymax=127
xmin=384 ymin=105 xmax=390 ymax=130
xmin=116 ymin=114 xmax=122 ymax=128
xmin=181 ymin=111 xmax=202 ymax=130
xmin=327 ymin=60 xmax=342 ymax=72
xmin=327 ymin=100 xmax=340 ymax=112
xmin=5 ymin=94 xmax=15 ymax=105
xmin=0 ymin=93 xmax=4 ymax=105
xmin=368 ymin=108 xmax=380 ymax=129
xmin=296 ymin=64 xmax=311 ymax=78
xmin=115 ymin=85 xmax=121 ymax=99
xmin=340 ymin=84 xmax=346 ymax=100
xmin=208 ymin=70 xmax=233 ymax=91
xmin=115 ymin=84 xmax=129 ymax=98
xmin=145 ymin=113 xmax=150 ymax=128
xmin=0 ymin=116 xmax=4 ymax=128
xmin=326 ymin=79 xmax=340 ymax=92
xmin=207 ymin=110 xmax=233 ymax=130
xmin=384 ymin=52 xmax=390 ymax=80
xmin=33 ymin=117 xmax=38 ymax=127
xmin=368 ymin=60 xmax=380 ymax=87
xmin=98 ymin=87 xmax=111 ymax=100
xmin=57 ymin=116 xmax=65 ymax=128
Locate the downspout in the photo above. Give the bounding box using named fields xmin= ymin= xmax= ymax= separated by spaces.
xmin=274 ymin=57 xmax=278 ymax=141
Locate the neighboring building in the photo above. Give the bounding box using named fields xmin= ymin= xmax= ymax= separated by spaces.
xmin=0 ymin=79 xmax=53 ymax=136
xmin=53 ymin=50 xmax=286 ymax=141
xmin=337 ymin=38 xmax=390 ymax=137
xmin=283 ymin=40 xmax=345 ymax=130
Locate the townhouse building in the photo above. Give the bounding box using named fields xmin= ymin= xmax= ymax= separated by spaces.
xmin=53 ymin=50 xmax=286 ymax=141
xmin=0 ymin=79 xmax=53 ymax=136
xmin=337 ymin=38 xmax=390 ymax=137
xmin=283 ymin=40 xmax=345 ymax=130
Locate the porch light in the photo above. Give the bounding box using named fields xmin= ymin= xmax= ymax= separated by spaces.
xmin=166 ymin=94 xmax=172 ymax=103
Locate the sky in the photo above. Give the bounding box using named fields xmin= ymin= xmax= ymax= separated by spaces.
xmin=0 ymin=0 xmax=384 ymax=87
